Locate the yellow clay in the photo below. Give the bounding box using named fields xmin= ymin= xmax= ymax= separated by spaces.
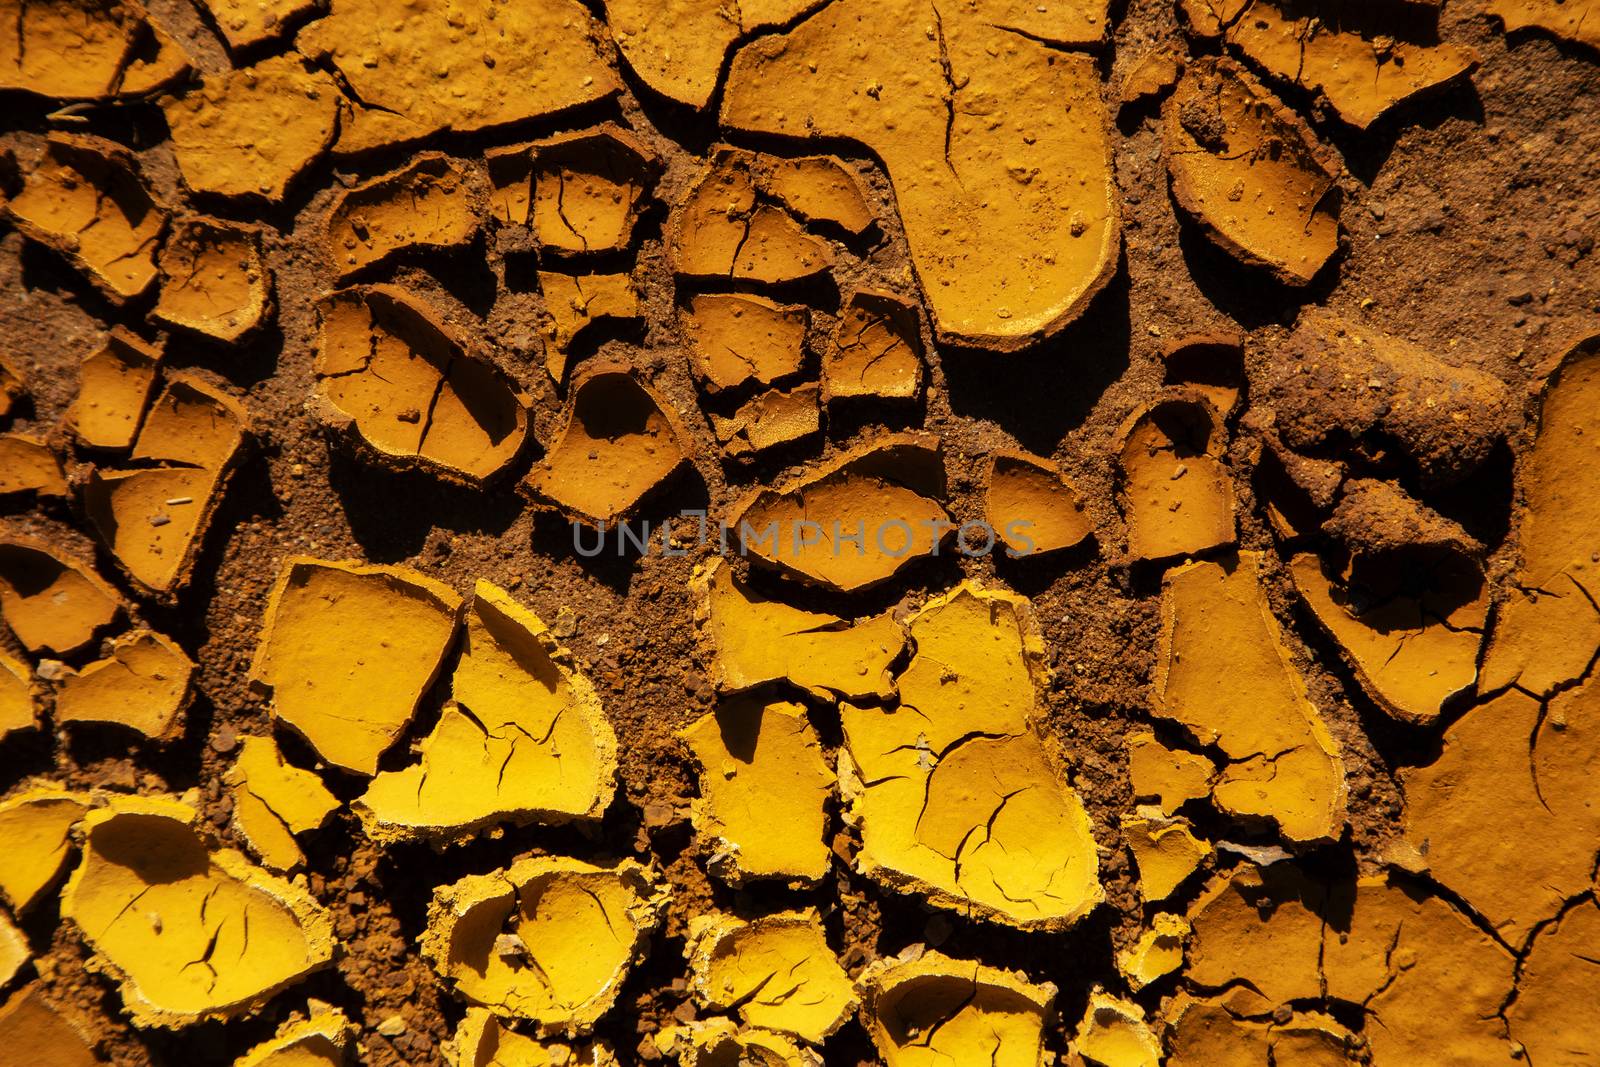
xmin=1 ymin=0 xmax=189 ymax=98
xmin=858 ymin=950 xmax=1056 ymax=1067
xmin=0 ymin=650 xmax=38 ymax=741
xmin=0 ymin=434 xmax=67 ymax=497
xmin=681 ymin=293 xmax=808 ymax=395
xmin=686 ymin=910 xmax=857 ymax=1042
xmin=153 ymin=217 xmax=271 ymax=342
xmin=985 ymin=450 xmax=1094 ymax=557
xmin=0 ymin=538 xmax=122 ymax=656
xmin=1073 ymin=990 xmax=1160 ymax=1067
xmin=0 ymin=983 xmax=101 ymax=1067
xmin=1123 ymin=812 xmax=1211 ymax=901
xmin=1125 ymin=730 xmax=1214 ymax=814
xmin=537 ymin=272 xmax=641 ymax=384
xmin=234 ymin=1007 xmax=356 ymax=1066
xmin=1116 ymin=393 xmax=1236 ymax=563
xmin=710 ymin=384 xmax=821 ymax=459
xmin=326 ymin=154 xmax=484 ymax=279
xmin=1117 ymin=912 xmax=1189 ymax=990
xmin=67 ymin=327 xmax=162 ymax=451
xmin=0 ymin=787 xmax=91 ymax=913
xmin=55 ymin=629 xmax=194 ymax=739
xmin=225 ymin=735 xmax=340 ymax=871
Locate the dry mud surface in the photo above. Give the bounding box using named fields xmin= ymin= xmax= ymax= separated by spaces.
xmin=1 ymin=0 xmax=1599 ymax=1064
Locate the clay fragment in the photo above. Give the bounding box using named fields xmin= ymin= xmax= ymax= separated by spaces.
xmin=54 ymin=629 xmax=193 ymax=739
xmin=729 ymin=433 xmax=950 ymax=593
xmin=984 ymin=450 xmax=1093 ymax=557
xmin=225 ymin=735 xmax=339 ymax=871
xmin=857 ymin=951 xmax=1056 ymax=1067
xmin=680 ymin=696 xmax=835 ymax=885
xmin=722 ymin=0 xmax=1119 ymax=349
xmin=162 ymin=56 xmax=339 ymax=201
xmin=60 ymin=795 xmax=334 ymax=1027
xmin=235 ymin=1007 xmax=356 ymax=1066
xmin=0 ymin=0 xmax=189 ymax=98
xmin=1117 ymin=912 xmax=1189 ymax=990
xmin=448 ymin=1008 xmax=616 ymax=1066
xmin=689 ymin=558 xmax=907 ymax=703
xmin=67 ymin=328 xmax=162 ymax=451
xmin=525 ymin=126 xmax=660 ymax=254
xmin=314 ymin=285 xmax=530 ymax=484
xmin=0 ymin=910 xmax=25 ymax=989
xmin=421 ymin=855 xmax=666 ymax=1034
xmin=1165 ymin=58 xmax=1340 ymax=285
xmin=1229 ymin=0 xmax=1477 ymax=129
xmin=1161 ymin=333 xmax=1243 ymax=416
xmin=1161 ymin=996 xmax=1273 ymax=1065
xmin=0 ymin=538 xmax=122 ymax=656
xmin=523 ymin=363 xmax=691 ymax=526
xmin=681 ymin=294 xmax=809 ymax=395
xmin=538 ymin=272 xmax=641 ymax=384
xmin=840 ymin=584 xmax=1103 ymax=929
xmin=1489 ymin=0 xmax=1600 ymax=49
xmin=687 ymin=911 xmax=856 ymax=1041
xmin=1121 ymin=50 xmax=1184 ymax=106
xmin=356 ymin=581 xmax=617 ymax=844
xmin=0 ymin=435 xmax=67 ymax=498
xmin=249 ymin=556 xmax=463 ymax=777
xmin=670 ymin=149 xmax=833 ymax=285
xmin=604 ymin=0 xmax=816 ymax=109
xmin=0 ymin=651 xmax=37 ymax=740
xmin=297 ymin=0 xmax=620 ymax=153
xmin=709 ymin=384 xmax=821 ymax=459
xmin=1154 ymin=553 xmax=1346 ymax=842
xmin=1073 ymin=991 xmax=1161 ymax=1067
xmin=0 ymin=985 xmax=99 ymax=1067
xmin=3 ymin=134 xmax=166 ymax=302
xmin=153 ymin=217 xmax=271 ymax=342
xmin=762 ymin=155 xmax=875 ymax=236
xmin=83 ymin=373 xmax=250 ymax=595
xmin=672 ymin=1018 xmax=818 ymax=1067
xmin=0 ymin=787 xmax=91 ymax=913
xmin=1116 ymin=393 xmax=1236 ymax=563
xmin=823 ymin=289 xmax=923 ymax=403
xmin=1126 ymin=730 xmax=1214 ymax=814
xmin=1124 ymin=811 xmax=1212 ymax=900
xmin=200 ymin=0 xmax=319 ymax=51
xmin=1506 ymin=896 xmax=1600 ymax=1061
xmin=326 ymin=154 xmax=484 ymax=279
xmin=1479 ymin=333 xmax=1600 ymax=696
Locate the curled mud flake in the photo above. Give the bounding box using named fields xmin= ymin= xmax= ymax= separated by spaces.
xmin=0 ymin=650 xmax=37 ymax=741
xmin=0 ymin=435 xmax=67 ymax=498
xmin=234 ymin=1007 xmax=356 ymax=1066
xmin=1073 ymin=990 xmax=1161 ymax=1067
xmin=162 ymin=56 xmax=339 ymax=202
xmin=3 ymin=133 xmax=166 ymax=302
xmin=1489 ymin=0 xmax=1600 ymax=51
xmin=356 ymin=580 xmax=617 ymax=845
xmin=1154 ymin=553 xmax=1347 ymax=843
xmin=1229 ymin=0 xmax=1477 ymax=130
xmin=0 ymin=984 xmax=98 ymax=1067
xmin=856 ymin=950 xmax=1056 ymax=1067
xmin=0 ymin=0 xmax=189 ymax=98
xmin=447 ymin=1008 xmax=617 ymax=1067
xmin=84 ymin=373 xmax=250 ymax=596
xmin=199 ymin=0 xmax=320 ymax=52
xmin=670 ymin=149 xmax=833 ymax=285
xmin=421 ymin=855 xmax=666 ymax=1034
xmin=723 ymin=0 xmax=1118 ymax=349
xmin=486 ymin=143 xmax=537 ymax=227
xmin=60 ymin=796 xmax=334 ymax=1028
xmin=1506 ymin=896 xmax=1600 ymax=1061
xmin=1402 ymin=679 xmax=1600 ymax=946
xmin=1119 ymin=49 xmax=1184 ymax=107
xmin=1182 ymin=864 xmax=1331 ymax=1007
xmin=673 ymin=1018 xmax=820 ymax=1067
xmin=688 ymin=558 xmax=907 ymax=703
xmin=248 ymin=556 xmax=462 ymax=777
xmin=680 ymin=696 xmax=835 ymax=885
xmin=153 ymin=216 xmax=271 ymax=342
xmin=840 ymin=583 xmax=1104 ymax=929
xmin=729 ymin=432 xmax=950 ymax=593
xmin=0 ymin=910 xmax=25 ymax=989
xmin=681 ymin=293 xmax=808 ymax=395
xmin=1123 ymin=811 xmax=1212 ymax=901
xmin=528 ymin=125 xmax=660 ymax=255
xmin=325 ymin=154 xmax=485 ymax=280
xmin=67 ymin=328 xmax=162 ymax=451
xmin=224 ymin=735 xmax=339 ymax=872
xmin=1290 ymin=549 xmax=1485 ymax=725
xmin=1269 ymin=308 xmax=1517 ymax=489
xmin=1174 ymin=0 xmax=1252 ymax=38
xmin=54 ymin=628 xmax=194 ymax=739
xmin=1161 ymin=333 xmax=1244 ymax=417
xmin=523 ymin=362 xmax=692 ymax=526
xmin=710 ymin=383 xmax=821 ymax=460
xmin=762 ymin=155 xmax=875 ymax=236
xmin=1116 ymin=393 xmax=1236 ymax=563
xmin=0 ymin=538 xmax=123 ymax=656
xmin=1164 ymin=58 xmax=1340 ymax=286
xmin=603 ymin=0 xmax=815 ymax=109
xmin=314 ymin=285 xmax=530 ymax=484
xmin=1162 ymin=995 xmax=1274 ymax=1065
xmin=296 ymin=0 xmax=619 ymax=153
xmin=824 ymin=289 xmax=923 ymax=404
xmin=538 ymin=272 xmax=641 ymax=385
xmin=1480 ymin=332 xmax=1600 ymax=696
xmin=1117 ymin=912 xmax=1190 ymax=991
xmin=0 ymin=788 xmax=90 ymax=913
xmin=1126 ymin=729 xmax=1215 ymax=815
xmin=686 ymin=910 xmax=857 ymax=1042
xmin=984 ymin=450 xmax=1093 ymax=557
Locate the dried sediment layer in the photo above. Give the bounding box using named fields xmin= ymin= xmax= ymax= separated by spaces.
xmin=325 ymin=154 xmax=485 ymax=279
xmin=856 ymin=951 xmax=1057 ymax=1067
